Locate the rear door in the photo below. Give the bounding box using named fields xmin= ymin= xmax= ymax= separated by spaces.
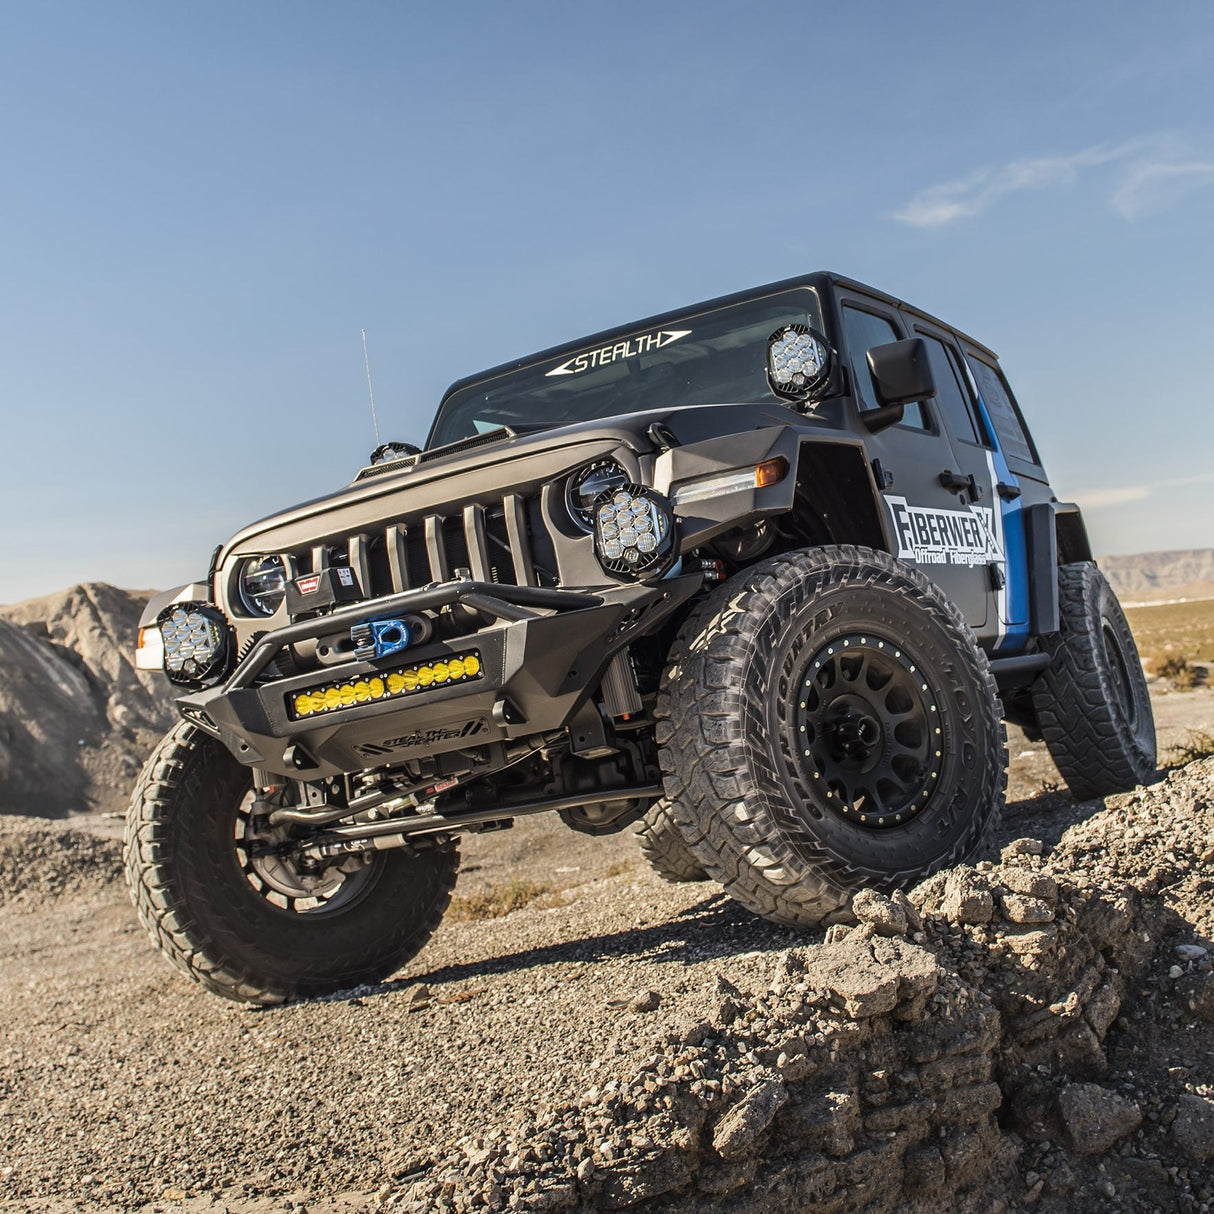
xmin=836 ymin=290 xmax=989 ymax=630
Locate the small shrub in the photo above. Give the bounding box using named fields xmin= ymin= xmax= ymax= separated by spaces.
xmin=1168 ymin=730 xmax=1214 ymax=767
xmin=1147 ymin=650 xmax=1199 ymax=689
xmin=605 ymin=859 xmax=634 ymax=878
xmin=447 ymin=877 xmax=554 ymax=922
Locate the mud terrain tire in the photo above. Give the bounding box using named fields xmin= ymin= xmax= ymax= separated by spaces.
xmin=635 ymin=800 xmax=709 ymax=883
xmin=1031 ymin=561 xmax=1156 ymax=800
xmin=658 ymin=546 xmax=1005 ymax=927
xmin=124 ymin=721 xmax=458 ymax=1004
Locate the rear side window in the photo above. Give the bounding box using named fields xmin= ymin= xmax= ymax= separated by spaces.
xmin=920 ymin=334 xmax=982 ymax=444
xmin=965 ymin=355 xmax=1038 ymax=465
xmin=842 ymin=305 xmax=928 ymax=429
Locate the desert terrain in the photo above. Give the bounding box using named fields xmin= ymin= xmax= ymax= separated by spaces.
xmin=1 ymin=556 xmax=1212 ymax=1213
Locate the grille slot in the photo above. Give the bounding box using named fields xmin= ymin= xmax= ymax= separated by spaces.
xmin=281 ymin=493 xmax=547 ymax=603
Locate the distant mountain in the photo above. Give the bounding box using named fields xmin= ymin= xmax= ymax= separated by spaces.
xmin=1099 ymin=548 xmax=1214 ymax=602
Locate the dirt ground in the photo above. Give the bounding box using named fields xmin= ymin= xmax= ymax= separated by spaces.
xmin=1 ymin=685 xmax=1212 ymax=1214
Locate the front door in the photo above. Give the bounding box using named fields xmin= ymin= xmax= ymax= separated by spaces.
xmin=836 ymin=292 xmax=991 ymax=632
xmin=907 ymin=317 xmax=1025 ymax=638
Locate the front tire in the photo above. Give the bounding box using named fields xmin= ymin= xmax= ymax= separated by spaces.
xmin=1031 ymin=562 xmax=1156 ymax=800
xmin=658 ymin=546 xmax=1005 ymax=928
xmin=124 ymin=722 xmax=458 ymax=1004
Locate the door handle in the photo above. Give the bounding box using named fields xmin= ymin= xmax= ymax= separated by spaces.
xmin=996 ymin=481 xmax=1022 ymax=500
xmin=939 ymin=470 xmax=982 ymax=500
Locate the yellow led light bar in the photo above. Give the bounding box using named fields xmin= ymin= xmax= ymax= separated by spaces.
xmin=287 ymin=651 xmax=483 ymax=720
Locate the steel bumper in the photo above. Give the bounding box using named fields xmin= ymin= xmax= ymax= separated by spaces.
xmin=175 ymin=575 xmax=701 ymax=780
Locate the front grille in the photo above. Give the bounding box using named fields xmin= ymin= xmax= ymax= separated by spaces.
xmin=282 ymin=493 xmax=555 ymax=600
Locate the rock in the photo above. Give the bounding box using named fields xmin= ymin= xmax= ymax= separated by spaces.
xmin=1172 ymin=1094 xmax=1214 ymax=1164
xmin=1002 ymin=838 xmax=1045 ymax=861
xmin=940 ymin=870 xmax=995 ymax=924
xmin=851 ymin=889 xmax=908 ymax=936
xmin=1178 ymin=971 xmax=1214 ymax=1023
xmin=629 ymin=990 xmax=661 ymax=1013
xmin=1001 ymin=894 xmax=1054 ymax=924
xmin=1058 ymin=1083 xmax=1142 ymax=1154
xmin=402 ymin=983 xmax=432 ymax=1012
xmin=1084 ymin=984 xmax=1122 ymax=1036
xmin=711 ymin=1075 xmax=787 ymax=1159
xmin=908 ymin=870 xmax=950 ymax=915
xmin=801 ymin=936 xmax=937 ymax=1019
xmin=1001 ymin=868 xmax=1058 ymax=902
xmin=891 ymin=889 xmax=922 ymax=932
xmin=1174 ymin=943 xmax=1208 ymax=960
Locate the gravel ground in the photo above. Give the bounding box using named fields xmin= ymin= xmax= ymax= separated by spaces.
xmin=1 ymin=688 xmax=1212 ymax=1213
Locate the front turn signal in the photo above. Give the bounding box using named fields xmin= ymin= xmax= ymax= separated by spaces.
xmin=754 ymin=457 xmax=789 ymax=489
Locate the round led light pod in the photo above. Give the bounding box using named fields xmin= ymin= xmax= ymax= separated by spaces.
xmin=156 ymin=602 xmax=234 ymax=688
xmin=591 ymin=483 xmax=676 ymax=580
xmin=766 ymin=323 xmax=831 ymax=401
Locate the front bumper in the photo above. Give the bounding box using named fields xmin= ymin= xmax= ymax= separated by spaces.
xmin=176 ymin=575 xmax=701 ymax=780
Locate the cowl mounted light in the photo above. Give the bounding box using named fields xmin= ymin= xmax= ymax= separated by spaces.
xmin=766 ymin=324 xmax=831 ymax=401
xmin=157 ymin=603 xmax=234 ymax=688
xmin=592 ymin=485 xmax=677 ymax=580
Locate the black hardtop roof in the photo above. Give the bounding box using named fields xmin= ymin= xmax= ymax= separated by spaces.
xmin=438 ymin=271 xmax=999 ymax=404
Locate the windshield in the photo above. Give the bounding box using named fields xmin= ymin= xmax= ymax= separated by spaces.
xmin=428 ymin=288 xmax=823 ymax=449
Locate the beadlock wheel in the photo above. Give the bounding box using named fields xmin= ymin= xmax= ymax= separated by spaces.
xmin=125 ymin=721 xmax=459 ymax=1004
xmin=657 ymin=545 xmax=1006 ymax=928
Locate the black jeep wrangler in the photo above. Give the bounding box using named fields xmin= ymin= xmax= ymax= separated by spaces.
xmin=128 ymin=272 xmax=1155 ymax=1003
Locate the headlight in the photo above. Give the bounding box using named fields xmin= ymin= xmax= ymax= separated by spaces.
xmin=592 ymin=485 xmax=676 ymax=580
xmin=156 ymin=603 xmax=234 ymax=687
xmin=566 ymin=461 xmax=630 ymax=531
xmin=766 ymin=324 xmax=830 ymax=400
xmin=238 ymin=555 xmax=287 ymax=616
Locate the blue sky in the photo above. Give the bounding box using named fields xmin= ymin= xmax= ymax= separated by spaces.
xmin=1 ymin=1 xmax=1212 ymax=603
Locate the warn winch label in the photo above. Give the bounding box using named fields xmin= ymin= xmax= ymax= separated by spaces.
xmin=884 ymin=495 xmax=1004 ymax=567
xmin=545 ymin=328 xmax=691 ymax=377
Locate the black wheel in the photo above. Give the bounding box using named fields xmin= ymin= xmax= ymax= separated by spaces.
xmin=657 ymin=546 xmax=1005 ymax=927
xmin=634 ymin=799 xmax=709 ymax=883
xmin=1031 ymin=562 xmax=1156 ymax=800
xmin=124 ymin=721 xmax=458 ymax=1004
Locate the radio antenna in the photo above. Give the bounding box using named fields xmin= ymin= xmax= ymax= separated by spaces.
xmin=361 ymin=328 xmax=381 ymax=446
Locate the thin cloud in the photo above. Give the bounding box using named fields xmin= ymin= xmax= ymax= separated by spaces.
xmin=893 ymin=137 xmax=1214 ymax=227
xmin=1072 ymin=470 xmax=1214 ymax=511
xmin=1111 ymin=158 xmax=1214 ymax=219
xmin=1071 ymin=486 xmax=1151 ymax=510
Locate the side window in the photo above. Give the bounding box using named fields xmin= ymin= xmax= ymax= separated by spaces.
xmin=965 ymin=355 xmax=1038 ymax=465
xmin=919 ymin=333 xmax=983 ymax=444
xmin=841 ymin=305 xmax=928 ymax=429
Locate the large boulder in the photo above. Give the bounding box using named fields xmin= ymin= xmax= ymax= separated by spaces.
xmin=0 ymin=584 xmax=174 ymax=816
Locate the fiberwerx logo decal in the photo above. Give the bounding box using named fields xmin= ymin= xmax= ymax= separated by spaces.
xmin=354 ymin=719 xmax=489 ymax=757
xmin=884 ymin=495 xmax=1004 ymax=568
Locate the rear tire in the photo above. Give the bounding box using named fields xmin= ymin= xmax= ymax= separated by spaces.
xmin=124 ymin=721 xmax=458 ymax=1004
xmin=635 ymin=800 xmax=709 ymax=883
xmin=1031 ymin=562 xmax=1156 ymax=800
xmin=658 ymin=546 xmax=1005 ymax=928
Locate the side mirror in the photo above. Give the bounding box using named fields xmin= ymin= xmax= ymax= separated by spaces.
xmin=862 ymin=338 xmax=935 ymax=432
